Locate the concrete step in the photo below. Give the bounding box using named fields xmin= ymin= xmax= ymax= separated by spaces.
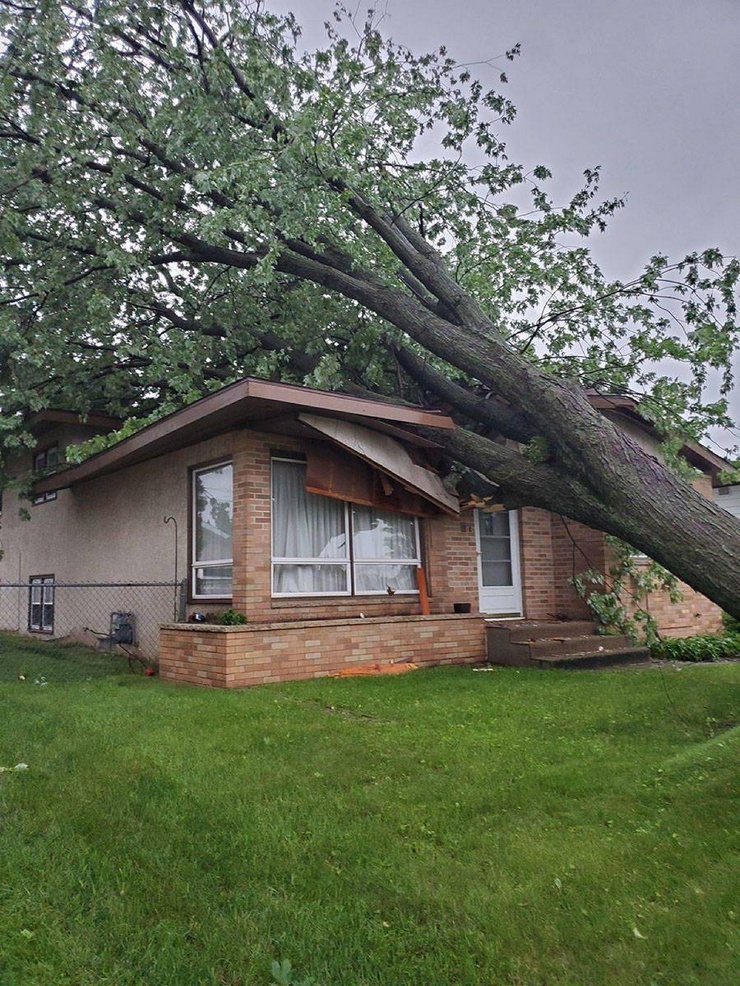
xmin=487 ymin=620 xmax=597 ymax=643
xmin=531 ymin=646 xmax=651 ymax=670
xmin=485 ymin=620 xmax=651 ymax=669
xmin=528 ymin=634 xmax=635 ymax=659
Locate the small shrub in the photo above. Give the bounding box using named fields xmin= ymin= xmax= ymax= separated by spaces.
xmin=218 ymin=609 xmax=247 ymax=626
xmin=651 ymin=632 xmax=740 ymax=663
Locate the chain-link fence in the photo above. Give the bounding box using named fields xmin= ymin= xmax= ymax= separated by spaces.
xmin=0 ymin=581 xmax=184 ymax=682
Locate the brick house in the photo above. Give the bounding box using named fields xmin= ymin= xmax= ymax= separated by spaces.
xmin=0 ymin=378 xmax=731 ymax=686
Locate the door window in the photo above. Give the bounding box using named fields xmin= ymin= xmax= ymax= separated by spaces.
xmin=478 ymin=511 xmax=513 ymax=586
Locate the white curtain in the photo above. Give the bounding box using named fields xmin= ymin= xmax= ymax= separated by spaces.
xmin=351 ymin=506 xmax=418 ymax=593
xmin=272 ymin=460 xmax=349 ymax=594
xmin=272 ymin=461 xmax=421 ymax=596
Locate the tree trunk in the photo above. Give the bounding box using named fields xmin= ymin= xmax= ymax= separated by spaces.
xmin=435 ymin=426 xmax=740 ymax=621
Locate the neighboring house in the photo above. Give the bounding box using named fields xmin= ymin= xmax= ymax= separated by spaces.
xmin=0 ymin=378 xmax=732 ymax=686
xmin=714 ymin=483 xmax=740 ymax=520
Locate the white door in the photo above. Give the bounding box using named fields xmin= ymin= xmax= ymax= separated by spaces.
xmin=475 ymin=509 xmax=522 ymax=615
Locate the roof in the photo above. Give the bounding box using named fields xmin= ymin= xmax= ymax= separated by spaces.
xmin=34 ymin=377 xmax=456 ymax=498
xmin=588 ymin=393 xmax=730 ymax=478
xmin=26 ymin=410 xmax=124 ymax=437
xmin=32 ymin=379 xmax=728 ymax=502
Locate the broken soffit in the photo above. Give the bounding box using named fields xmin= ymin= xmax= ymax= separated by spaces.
xmin=297 ymin=413 xmax=460 ymax=516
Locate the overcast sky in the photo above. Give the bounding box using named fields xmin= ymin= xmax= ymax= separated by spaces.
xmin=272 ymin=0 xmax=740 ymax=446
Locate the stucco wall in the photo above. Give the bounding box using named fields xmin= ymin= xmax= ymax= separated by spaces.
xmin=1 ymin=427 xmax=233 ymax=586
xmin=601 ymin=412 xmax=665 ymax=458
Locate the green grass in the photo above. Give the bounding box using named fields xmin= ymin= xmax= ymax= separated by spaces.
xmin=0 ymin=659 xmax=738 ymax=986
xmin=0 ymin=631 xmax=131 ymax=682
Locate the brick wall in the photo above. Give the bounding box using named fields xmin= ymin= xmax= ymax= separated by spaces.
xmin=159 ymin=614 xmax=486 ymax=688
xmin=550 ymin=515 xmax=607 ymax=620
xmin=199 ymin=432 xmax=593 ymax=628
xmin=519 ymin=508 xmax=556 ymax=619
xmin=174 ymin=429 xmax=725 ymax=690
xmin=621 ymin=474 xmax=722 ymax=635
xmin=622 ymin=565 xmax=723 ymax=637
xmin=518 ymin=497 xmax=723 ymax=636
xmin=428 ymin=511 xmax=479 ymax=611
xmin=545 ymin=472 xmax=723 ymax=636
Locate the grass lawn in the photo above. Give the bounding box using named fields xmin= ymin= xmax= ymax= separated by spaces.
xmin=0 ymin=649 xmax=738 ymax=986
xmin=0 ymin=631 xmax=131 ymax=683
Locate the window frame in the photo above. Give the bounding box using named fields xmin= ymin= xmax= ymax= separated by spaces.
xmin=28 ymin=575 xmax=55 ymax=634
xmin=271 ymin=457 xmax=422 ymax=599
xmin=189 ymin=459 xmax=234 ymax=603
xmin=271 ymin=457 xmax=351 ymax=598
xmin=349 ymin=503 xmax=422 ymax=596
xmin=32 ymin=444 xmax=58 ymax=504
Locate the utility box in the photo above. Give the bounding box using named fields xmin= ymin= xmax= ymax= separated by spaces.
xmin=110 ymin=611 xmax=135 ymax=646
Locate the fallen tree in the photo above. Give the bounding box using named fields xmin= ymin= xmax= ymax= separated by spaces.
xmin=1 ymin=1 xmax=739 ymax=616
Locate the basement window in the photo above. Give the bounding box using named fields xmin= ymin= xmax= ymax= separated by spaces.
xmin=29 ymin=575 xmax=55 ymax=633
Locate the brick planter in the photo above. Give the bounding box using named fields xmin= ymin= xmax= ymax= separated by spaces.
xmin=159 ymin=614 xmax=486 ymax=688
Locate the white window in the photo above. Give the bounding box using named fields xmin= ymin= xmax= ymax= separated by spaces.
xmin=351 ymin=505 xmax=420 ymax=593
xmin=192 ymin=461 xmax=233 ymax=599
xmin=29 ymin=576 xmax=55 ymax=632
xmin=271 ymin=458 xmax=421 ymax=597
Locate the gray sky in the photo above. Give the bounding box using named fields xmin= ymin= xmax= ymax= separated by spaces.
xmin=273 ymin=0 xmax=740 ymax=447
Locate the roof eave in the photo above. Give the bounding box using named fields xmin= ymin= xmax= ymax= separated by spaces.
xmin=33 ymin=378 xmax=456 ymax=494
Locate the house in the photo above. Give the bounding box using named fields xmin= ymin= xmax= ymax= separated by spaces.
xmin=0 ymin=378 xmax=731 ymax=686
